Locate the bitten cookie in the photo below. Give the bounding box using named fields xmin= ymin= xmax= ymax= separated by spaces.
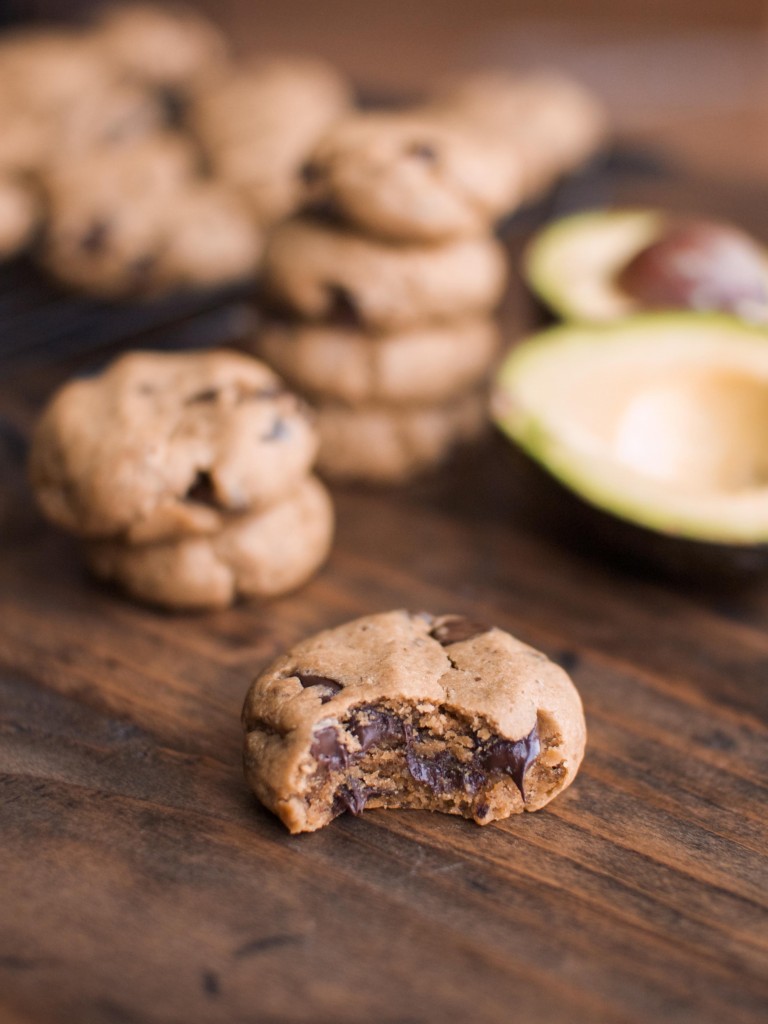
xmin=251 ymin=318 xmax=500 ymax=406
xmin=262 ymin=216 xmax=507 ymax=332
xmin=29 ymin=350 xmax=318 ymax=543
xmin=189 ymin=56 xmax=351 ymax=224
xmin=242 ymin=610 xmax=586 ymax=833
xmin=314 ymin=390 xmax=487 ymax=483
xmin=86 ymin=475 xmax=334 ymax=610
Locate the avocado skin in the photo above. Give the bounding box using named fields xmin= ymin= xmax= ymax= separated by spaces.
xmin=501 ymin=441 xmax=768 ymax=589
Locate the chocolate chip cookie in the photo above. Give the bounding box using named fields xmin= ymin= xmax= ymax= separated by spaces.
xmin=242 ymin=610 xmax=586 ymax=833
xmin=39 ymin=137 xmax=194 ymax=297
xmin=86 ymin=475 xmax=333 ymax=610
xmin=190 ymin=57 xmax=351 ymax=224
xmin=314 ymin=390 xmax=487 ymax=483
xmin=301 ymin=110 xmax=524 ymax=242
xmin=262 ymin=216 xmax=507 ymax=332
xmin=40 ymin=137 xmax=261 ymax=297
xmin=30 ymin=350 xmax=318 ymax=543
xmin=250 ymin=317 xmax=500 ymax=406
xmin=147 ymin=182 xmax=263 ymax=291
xmin=433 ymin=70 xmax=608 ymax=201
xmin=92 ymin=3 xmax=228 ymax=90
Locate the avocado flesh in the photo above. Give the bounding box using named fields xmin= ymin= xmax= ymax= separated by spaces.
xmin=524 ymin=209 xmax=664 ymax=322
xmin=494 ymin=314 xmax=768 ymax=545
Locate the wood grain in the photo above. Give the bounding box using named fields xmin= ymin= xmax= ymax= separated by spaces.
xmin=2 ymin=171 xmax=768 ymax=1024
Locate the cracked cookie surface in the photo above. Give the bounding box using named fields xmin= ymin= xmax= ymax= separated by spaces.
xmin=30 ymin=349 xmax=318 ymax=543
xmin=242 ymin=610 xmax=586 ymax=833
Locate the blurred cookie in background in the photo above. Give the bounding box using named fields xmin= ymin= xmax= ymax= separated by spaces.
xmin=90 ymin=3 xmax=229 ymax=93
xmin=188 ymin=56 xmax=352 ymax=224
xmin=250 ymin=318 xmax=500 ymax=407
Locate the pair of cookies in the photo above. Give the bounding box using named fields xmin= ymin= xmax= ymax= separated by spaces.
xmin=29 ymin=349 xmax=334 ymax=610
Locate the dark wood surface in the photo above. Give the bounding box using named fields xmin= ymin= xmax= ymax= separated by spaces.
xmin=2 ymin=166 xmax=768 ymax=1024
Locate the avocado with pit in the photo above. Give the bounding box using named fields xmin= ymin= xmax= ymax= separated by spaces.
xmin=493 ymin=313 xmax=768 ymax=580
xmin=524 ymin=209 xmax=768 ymax=325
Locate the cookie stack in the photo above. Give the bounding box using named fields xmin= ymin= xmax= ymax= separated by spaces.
xmin=253 ymin=71 xmax=606 ymax=483
xmin=29 ymin=349 xmax=334 ymax=610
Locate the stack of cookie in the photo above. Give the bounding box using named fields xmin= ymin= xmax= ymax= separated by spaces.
xmin=29 ymin=349 xmax=334 ymax=610
xmin=253 ymin=71 xmax=606 ymax=483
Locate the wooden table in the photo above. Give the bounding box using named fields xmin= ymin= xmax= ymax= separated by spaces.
xmin=2 ymin=161 xmax=768 ymax=1024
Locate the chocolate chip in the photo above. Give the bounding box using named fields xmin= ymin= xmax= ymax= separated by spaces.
xmin=325 ymin=284 xmax=361 ymax=326
xmin=261 ymin=418 xmax=289 ymax=442
xmin=80 ymin=220 xmax=110 ymax=254
xmin=407 ymin=142 xmax=438 ymax=161
xmin=310 ymin=726 xmax=348 ymax=769
xmin=430 ymin=616 xmax=491 ymax=646
xmin=332 ymin=778 xmax=367 ymax=816
xmin=480 ymin=723 xmax=540 ymax=797
xmin=185 ymin=470 xmax=218 ymax=507
xmin=299 ymin=160 xmax=323 ymax=185
xmin=186 ymin=388 xmax=219 ymax=404
xmin=296 ymin=673 xmax=342 ymax=704
xmin=157 ymin=85 xmax=188 ymax=129
xmin=348 ymin=708 xmax=403 ymax=753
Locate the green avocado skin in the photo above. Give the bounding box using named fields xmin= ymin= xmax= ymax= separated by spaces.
xmin=506 ymin=443 xmax=768 ymax=588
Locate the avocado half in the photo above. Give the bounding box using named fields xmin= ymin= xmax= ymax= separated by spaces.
xmin=524 ymin=208 xmax=768 ymax=324
xmin=493 ymin=313 xmax=768 ymax=578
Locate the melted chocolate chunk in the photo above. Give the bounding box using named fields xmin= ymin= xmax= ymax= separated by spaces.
xmin=430 ymin=616 xmax=491 ymax=646
xmin=325 ymin=284 xmax=361 ymax=326
xmin=296 ymin=673 xmax=342 ymax=704
xmin=332 ymin=778 xmax=367 ymax=816
xmin=348 ymin=707 xmax=403 ymax=753
xmin=310 ymin=726 xmax=349 ymax=769
xmin=407 ymin=142 xmax=438 ymax=162
xmin=405 ymin=747 xmax=483 ymax=796
xmin=80 ymin=220 xmax=110 ymax=254
xmin=185 ymin=470 xmax=218 ymax=507
xmin=480 ymin=723 xmax=540 ymax=797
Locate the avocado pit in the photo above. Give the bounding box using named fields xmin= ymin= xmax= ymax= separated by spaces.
xmin=616 ymin=219 xmax=768 ymax=320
